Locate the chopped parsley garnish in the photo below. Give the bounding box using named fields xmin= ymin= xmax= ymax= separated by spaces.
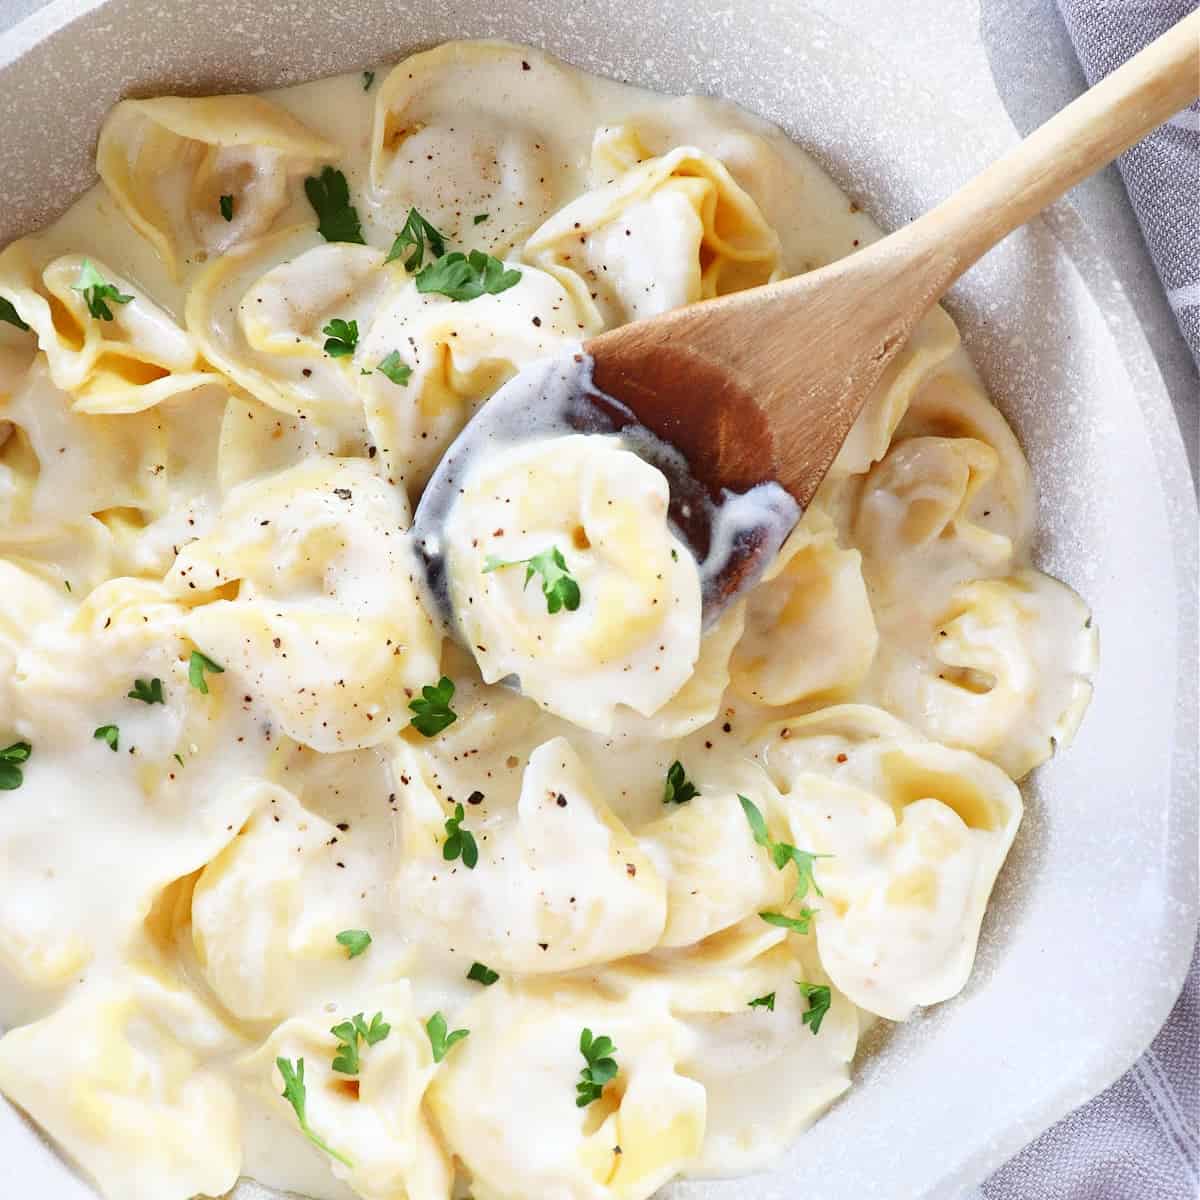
xmin=94 ymin=724 xmax=119 ymax=752
xmin=663 ymin=760 xmax=698 ymax=805
xmin=483 ymin=546 xmax=580 ymax=614
xmin=576 ymin=1028 xmax=618 ymax=1108
xmin=473 ymin=213 xmax=489 ymax=225
xmin=415 ymin=250 xmax=521 ymax=301
xmin=362 ymin=70 xmax=375 ymax=91
xmin=797 ymin=982 xmax=831 ymax=1035
xmin=408 ymin=675 xmax=457 ymax=737
xmin=0 ymin=297 xmax=29 ymax=331
xmin=173 ymin=753 xmax=184 ymax=767
xmin=219 ymin=194 xmax=234 ymax=222
xmin=0 ymin=742 xmax=31 ymax=791
xmin=276 ymin=1057 xmax=353 ymax=1166
xmin=385 ymin=207 xmax=446 ymax=271
xmin=304 ymin=166 xmax=365 ymax=245
xmin=188 ymin=650 xmax=224 ymax=695
xmin=322 ymin=317 xmax=359 ymax=358
xmin=331 ymin=1011 xmax=391 ymax=1075
xmin=467 ymin=961 xmax=499 ymax=986
xmin=375 ymin=350 xmax=412 ymax=386
xmin=72 ymin=259 xmax=132 ymax=321
xmin=335 ymin=929 xmax=372 ymax=958
xmin=758 ymin=909 xmax=814 ymax=935
xmin=425 ymin=1012 xmax=469 ymax=1063
xmin=739 ymin=794 xmax=829 ymax=900
xmin=748 ymin=992 xmax=776 ymax=1011
xmin=128 ymin=677 xmax=164 ymax=705
xmin=442 ymin=802 xmax=478 ymax=869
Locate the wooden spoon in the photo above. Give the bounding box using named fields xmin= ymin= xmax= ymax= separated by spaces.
xmin=415 ymin=12 xmax=1199 ymax=620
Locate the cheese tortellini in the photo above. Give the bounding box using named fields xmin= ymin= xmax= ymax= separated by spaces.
xmin=0 ymin=37 xmax=1095 ymax=1200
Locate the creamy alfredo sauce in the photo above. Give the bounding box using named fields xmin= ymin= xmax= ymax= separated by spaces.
xmin=0 ymin=40 xmax=1097 ymax=1200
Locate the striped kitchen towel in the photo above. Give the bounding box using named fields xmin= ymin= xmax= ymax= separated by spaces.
xmin=1057 ymin=0 xmax=1200 ymax=367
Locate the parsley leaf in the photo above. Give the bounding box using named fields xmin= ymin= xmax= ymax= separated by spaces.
xmin=409 ymin=675 xmax=457 ymax=737
xmin=425 ymin=1012 xmax=469 ymax=1063
xmin=483 ymin=546 xmax=580 ymax=614
xmin=335 ymin=929 xmax=372 ymax=958
xmin=276 ymin=1057 xmax=353 ymax=1166
xmin=322 ymin=317 xmax=359 ymax=358
xmin=128 ymin=677 xmax=164 ymax=705
xmin=0 ymin=297 xmax=29 ymax=331
xmin=362 ymin=70 xmax=375 ymax=91
xmin=0 ymin=741 xmax=31 ymax=791
xmin=663 ymin=760 xmax=698 ymax=805
xmin=739 ymin=794 xmax=830 ymax=901
xmin=330 ymin=1011 xmax=391 ymax=1075
xmin=94 ymin=724 xmax=119 ymax=752
xmin=748 ymin=992 xmax=776 ymax=1011
xmin=72 ymin=259 xmax=133 ymax=321
xmin=797 ymin=982 xmax=832 ymax=1035
xmin=442 ymin=802 xmax=479 ymax=869
xmin=375 ymin=350 xmax=412 ymax=386
xmin=759 ymin=908 xmax=815 ymax=935
xmin=576 ymin=1028 xmax=618 ymax=1108
xmin=415 ymin=250 xmax=521 ymax=301
xmin=473 ymin=213 xmax=489 ymax=225
xmin=219 ymin=194 xmax=234 ymax=222
xmin=385 ymin=207 xmax=446 ymax=271
xmin=467 ymin=961 xmax=499 ymax=986
xmin=305 ymin=166 xmax=365 ymax=245
xmin=188 ymin=649 xmax=224 ymax=695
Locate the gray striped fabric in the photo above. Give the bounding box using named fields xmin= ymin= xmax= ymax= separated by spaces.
xmin=1055 ymin=0 xmax=1200 ymax=366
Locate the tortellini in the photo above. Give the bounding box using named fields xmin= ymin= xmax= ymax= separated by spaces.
xmin=97 ymin=94 xmax=337 ymax=277
xmin=525 ymin=136 xmax=781 ymax=328
xmin=165 ymin=457 xmax=440 ymax=751
xmin=443 ymin=433 xmax=701 ymax=733
xmin=0 ymin=978 xmax=241 ymax=1200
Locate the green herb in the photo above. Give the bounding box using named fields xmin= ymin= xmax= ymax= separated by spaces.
xmin=797 ymin=982 xmax=831 ymax=1035
xmin=483 ymin=546 xmax=580 ymax=614
xmin=335 ymin=929 xmax=372 ymax=958
xmin=362 ymin=70 xmax=375 ymax=91
xmin=759 ymin=909 xmax=814 ymax=935
xmin=173 ymin=753 xmax=184 ymax=767
xmin=0 ymin=742 xmax=31 ymax=791
xmin=739 ymin=795 xmax=829 ymax=901
xmin=425 ymin=1012 xmax=469 ymax=1063
xmin=748 ymin=992 xmax=776 ymax=1011
xmin=276 ymin=1057 xmax=353 ymax=1166
xmin=473 ymin=213 xmax=489 ymax=225
xmin=219 ymin=194 xmax=234 ymax=222
xmin=322 ymin=317 xmax=359 ymax=358
xmin=305 ymin=166 xmax=365 ymax=245
xmin=385 ymin=207 xmax=446 ymax=271
xmin=408 ymin=675 xmax=457 ymax=737
xmin=128 ymin=678 xmax=164 ymax=705
xmin=72 ymin=259 xmax=132 ymax=321
xmin=0 ymin=297 xmax=29 ymax=331
xmin=415 ymin=250 xmax=521 ymax=301
xmin=188 ymin=650 xmax=224 ymax=695
xmin=64 ymin=580 xmax=72 ymax=593
xmin=94 ymin=724 xmax=119 ymax=752
xmin=576 ymin=1028 xmax=618 ymax=1108
xmin=467 ymin=961 xmax=499 ymax=986
xmin=663 ymin=760 xmax=698 ymax=805
xmin=442 ymin=802 xmax=478 ymax=869
xmin=375 ymin=350 xmax=412 ymax=386
xmin=331 ymin=1011 xmax=391 ymax=1075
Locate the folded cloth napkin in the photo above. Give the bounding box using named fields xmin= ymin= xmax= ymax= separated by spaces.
xmin=1055 ymin=0 xmax=1200 ymax=367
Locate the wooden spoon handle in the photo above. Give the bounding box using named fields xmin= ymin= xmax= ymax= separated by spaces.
xmin=904 ymin=9 xmax=1200 ymax=275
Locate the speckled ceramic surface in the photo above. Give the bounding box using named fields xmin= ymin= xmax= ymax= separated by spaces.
xmin=1 ymin=2 xmax=1196 ymax=1198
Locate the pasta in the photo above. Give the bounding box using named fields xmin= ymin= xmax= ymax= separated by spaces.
xmin=0 ymin=38 xmax=1096 ymax=1200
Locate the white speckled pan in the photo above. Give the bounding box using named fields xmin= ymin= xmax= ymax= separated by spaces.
xmin=0 ymin=1 xmax=1196 ymax=1198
